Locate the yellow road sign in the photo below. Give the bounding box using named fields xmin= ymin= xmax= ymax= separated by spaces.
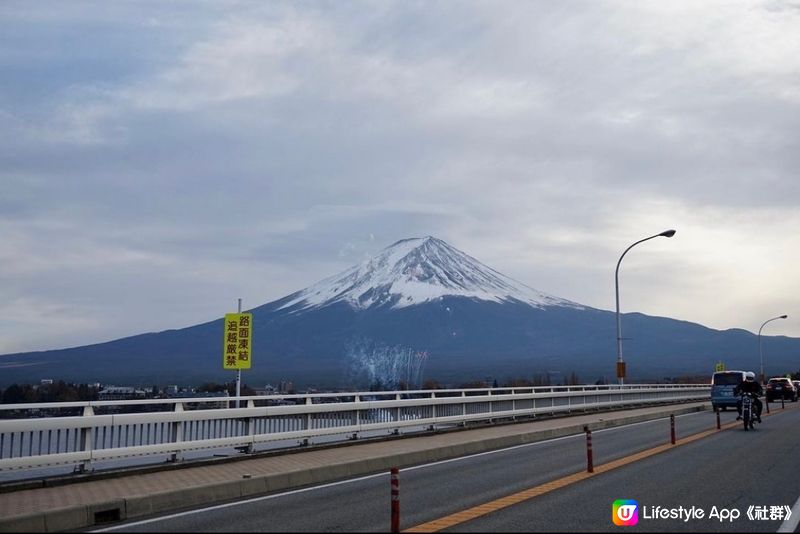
xmin=223 ymin=313 xmax=252 ymax=370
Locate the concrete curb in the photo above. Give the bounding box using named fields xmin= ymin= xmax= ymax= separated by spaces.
xmin=0 ymin=403 xmax=709 ymax=532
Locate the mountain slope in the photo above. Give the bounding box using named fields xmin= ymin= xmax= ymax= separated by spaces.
xmin=277 ymin=237 xmax=583 ymax=313
xmin=1 ymin=236 xmax=798 ymax=388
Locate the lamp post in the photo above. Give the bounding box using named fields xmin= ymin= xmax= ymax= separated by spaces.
xmin=615 ymin=229 xmax=676 ymax=385
xmin=759 ymin=314 xmax=788 ymax=384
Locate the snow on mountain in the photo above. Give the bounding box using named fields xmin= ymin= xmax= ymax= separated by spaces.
xmin=278 ymin=236 xmax=584 ymax=313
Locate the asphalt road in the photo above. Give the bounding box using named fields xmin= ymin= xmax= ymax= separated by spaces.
xmin=453 ymin=404 xmax=800 ymax=532
xmin=95 ymin=404 xmax=800 ymax=533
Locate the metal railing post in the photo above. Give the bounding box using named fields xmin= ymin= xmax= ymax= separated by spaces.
xmin=430 ymin=391 xmax=436 ymax=431
xmin=461 ymin=390 xmax=466 ymax=424
xmin=354 ymin=395 xmax=360 ymax=431
xmin=169 ymin=402 xmax=185 ymax=462
xmin=488 ymin=388 xmax=494 ymax=424
xmin=511 ymin=389 xmax=517 ymax=420
xmin=305 ymin=397 xmax=313 ymax=431
xmin=76 ymin=405 xmax=94 ymax=473
xmin=396 ymin=393 xmax=401 ymax=425
xmin=243 ymin=399 xmax=255 ymax=453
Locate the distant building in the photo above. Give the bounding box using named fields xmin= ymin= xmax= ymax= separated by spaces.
xmin=40 ymin=379 xmax=54 ymax=386
xmin=98 ymin=386 xmax=147 ymax=401
xmin=165 ymin=389 xmax=227 ymax=399
xmin=165 ymin=389 xmax=228 ymax=409
xmin=278 ymin=380 xmax=294 ymax=394
xmin=255 ymin=384 xmax=277 ymax=396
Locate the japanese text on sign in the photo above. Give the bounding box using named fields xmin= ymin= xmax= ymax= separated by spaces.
xmin=223 ymin=313 xmax=252 ymax=370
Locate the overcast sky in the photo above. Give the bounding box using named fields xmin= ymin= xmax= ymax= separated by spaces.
xmin=1 ymin=0 xmax=799 ymax=355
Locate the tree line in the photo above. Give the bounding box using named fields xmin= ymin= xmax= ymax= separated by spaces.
xmin=1 ymin=381 xmax=99 ymax=404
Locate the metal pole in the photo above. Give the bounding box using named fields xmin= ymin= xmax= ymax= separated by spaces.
xmin=615 ymin=259 xmax=623 ymax=387
xmin=759 ymin=315 xmax=788 ymax=385
xmin=236 ymin=298 xmax=242 ymax=408
xmin=390 ymin=467 xmax=400 ymax=533
xmin=670 ymin=414 xmax=676 ymax=445
xmin=584 ymin=426 xmax=594 ymax=473
xmin=716 ymin=408 xmax=721 ymax=430
xmin=759 ymin=328 xmax=763 ymax=386
xmin=615 ymin=230 xmax=676 ymax=386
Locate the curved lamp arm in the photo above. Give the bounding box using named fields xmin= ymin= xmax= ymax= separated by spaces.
xmin=759 ymin=314 xmax=788 ymax=383
xmin=614 ymin=229 xmax=676 ymax=385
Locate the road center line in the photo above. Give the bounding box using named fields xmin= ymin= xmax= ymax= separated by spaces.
xmin=406 ymin=405 xmax=798 ymax=533
xmin=404 ymin=421 xmax=740 ymax=532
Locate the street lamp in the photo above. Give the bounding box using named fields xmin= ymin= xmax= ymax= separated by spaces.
xmin=615 ymin=229 xmax=676 ymax=386
xmin=759 ymin=314 xmax=788 ymax=384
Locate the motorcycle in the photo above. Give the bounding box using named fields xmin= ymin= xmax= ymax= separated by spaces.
xmin=741 ymin=393 xmax=757 ymax=431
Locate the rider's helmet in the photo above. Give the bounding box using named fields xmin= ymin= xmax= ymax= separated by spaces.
xmin=745 ymin=372 xmax=756 ymax=382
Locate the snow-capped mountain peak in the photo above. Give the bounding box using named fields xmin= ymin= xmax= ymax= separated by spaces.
xmin=278 ymin=236 xmax=584 ymax=313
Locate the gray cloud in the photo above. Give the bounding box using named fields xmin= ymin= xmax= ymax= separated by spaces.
xmin=1 ymin=1 xmax=799 ymax=354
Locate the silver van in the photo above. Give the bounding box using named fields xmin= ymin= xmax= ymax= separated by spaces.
xmin=711 ymin=370 xmax=746 ymax=411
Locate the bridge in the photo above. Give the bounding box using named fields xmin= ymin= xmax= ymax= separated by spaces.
xmin=6 ymin=384 xmax=794 ymax=532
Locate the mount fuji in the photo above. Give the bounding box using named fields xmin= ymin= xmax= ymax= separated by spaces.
xmin=278 ymin=237 xmax=582 ymax=313
xmin=2 ymin=236 xmax=799 ymax=388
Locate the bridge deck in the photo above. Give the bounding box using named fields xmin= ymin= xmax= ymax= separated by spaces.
xmin=0 ymin=401 xmax=709 ymax=532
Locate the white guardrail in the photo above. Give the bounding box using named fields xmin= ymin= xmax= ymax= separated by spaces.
xmin=0 ymin=384 xmax=709 ymax=472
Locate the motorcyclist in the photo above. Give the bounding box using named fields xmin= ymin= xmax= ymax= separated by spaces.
xmin=734 ymin=372 xmax=763 ymax=423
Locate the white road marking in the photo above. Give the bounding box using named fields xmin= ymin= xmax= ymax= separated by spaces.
xmin=777 ymin=494 xmax=800 ymax=533
xmin=92 ymin=472 xmax=388 ymax=531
